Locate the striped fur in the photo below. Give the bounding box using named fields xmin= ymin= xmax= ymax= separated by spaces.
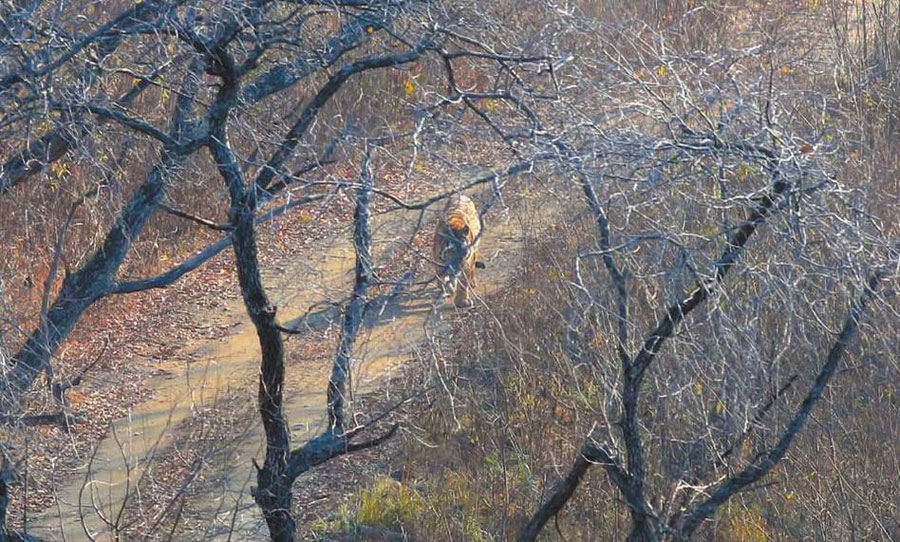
xmin=432 ymin=194 xmax=481 ymax=307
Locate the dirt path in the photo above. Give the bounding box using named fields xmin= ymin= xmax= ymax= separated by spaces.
xmin=29 ymin=189 xmax=531 ymax=541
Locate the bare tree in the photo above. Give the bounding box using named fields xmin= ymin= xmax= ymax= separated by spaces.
xmin=191 ymin=5 xmax=562 ymax=536
xmin=1 ymin=0 xmax=565 ymax=537
xmin=3 ymin=2 xmax=893 ymax=541
xmin=514 ymin=5 xmax=899 ymax=540
xmin=0 ymin=0 xmax=420 ymax=413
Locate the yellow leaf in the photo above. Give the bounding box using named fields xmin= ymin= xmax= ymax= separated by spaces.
xmin=403 ymin=78 xmax=415 ymax=98
xmin=479 ymin=98 xmax=498 ymax=111
xmin=656 ymin=64 xmax=668 ymax=78
xmin=714 ymin=399 xmax=724 ymax=415
xmin=862 ymin=92 xmax=877 ymax=108
xmin=692 ymin=380 xmax=704 ymax=395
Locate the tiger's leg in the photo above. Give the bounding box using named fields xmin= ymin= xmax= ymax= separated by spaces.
xmin=433 ymin=231 xmax=451 ymax=299
xmin=444 ymin=276 xmax=457 ymax=302
xmin=468 ymin=249 xmax=479 ymax=289
xmin=454 ymin=257 xmax=476 ymax=308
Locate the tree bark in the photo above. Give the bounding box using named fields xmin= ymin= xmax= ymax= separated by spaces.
xmin=0 ymin=56 xmax=203 ymax=413
xmin=1 ymin=156 xmax=177 ymax=412
xmin=0 ymin=456 xmax=11 ymax=542
xmin=328 ymin=154 xmax=373 ymax=434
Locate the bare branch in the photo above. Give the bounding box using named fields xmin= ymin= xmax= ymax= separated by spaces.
xmin=0 ymin=70 xmax=161 ymax=196
xmin=157 ymin=203 xmax=232 ymax=232
xmin=254 ymin=39 xmax=432 ymax=192
xmin=519 ymin=442 xmax=627 ymax=542
xmin=111 ymin=194 xmax=327 ymax=295
xmin=50 ymin=103 xmax=179 ymax=148
xmin=389 ymin=152 xmax=557 ymax=211
xmin=716 ymin=374 xmax=799 ymax=467
xmin=631 ymin=171 xmax=790 ymax=384
xmin=677 ymin=270 xmax=889 ymax=538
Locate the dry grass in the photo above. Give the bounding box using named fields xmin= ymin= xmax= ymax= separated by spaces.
xmin=330 ymin=207 xmax=896 ymax=540
xmin=1 ymin=1 xmax=897 ymax=540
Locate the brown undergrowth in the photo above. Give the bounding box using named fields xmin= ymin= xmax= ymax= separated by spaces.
xmin=315 ymin=214 xmax=898 ymax=541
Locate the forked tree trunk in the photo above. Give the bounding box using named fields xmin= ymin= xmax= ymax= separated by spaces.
xmin=228 ymin=196 xmax=296 ymax=541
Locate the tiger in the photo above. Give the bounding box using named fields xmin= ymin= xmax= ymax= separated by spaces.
xmin=432 ymin=194 xmax=484 ymax=308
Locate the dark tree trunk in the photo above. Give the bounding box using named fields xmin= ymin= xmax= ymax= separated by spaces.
xmin=627 ymin=517 xmax=656 ymax=542
xmin=0 ymin=57 xmax=202 ymax=413
xmin=210 ymin=100 xmax=297 ymax=537
xmin=327 ymin=159 xmax=373 ymax=434
xmin=0 ymin=457 xmax=10 ymax=542
xmin=226 ymin=183 xmax=296 ymax=541
xmin=1 ymin=157 xmax=175 ymax=412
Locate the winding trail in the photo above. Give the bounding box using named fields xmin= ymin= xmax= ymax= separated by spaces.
xmin=30 ymin=191 xmax=532 ymax=541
